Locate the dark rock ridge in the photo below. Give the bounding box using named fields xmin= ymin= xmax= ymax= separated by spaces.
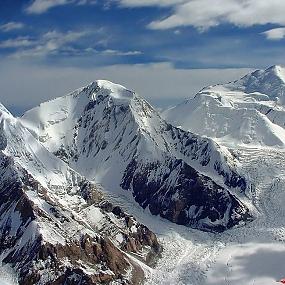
xmin=121 ymin=157 xmax=251 ymax=232
xmin=21 ymin=80 xmax=253 ymax=232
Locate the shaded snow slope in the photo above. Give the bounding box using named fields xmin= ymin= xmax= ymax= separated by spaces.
xmin=21 ymin=80 xmax=252 ymax=232
xmin=163 ymin=65 xmax=285 ymax=148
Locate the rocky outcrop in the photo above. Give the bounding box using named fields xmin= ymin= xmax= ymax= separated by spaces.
xmin=99 ymin=201 xmax=161 ymax=264
xmin=0 ymin=151 xmax=161 ymax=285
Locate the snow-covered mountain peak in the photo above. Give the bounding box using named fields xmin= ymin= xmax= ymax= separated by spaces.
xmin=264 ymin=65 xmax=285 ymax=80
xmin=0 ymin=103 xmax=8 ymax=114
xmin=20 ymin=80 xmax=252 ymax=233
xmin=224 ymin=65 xmax=285 ymax=103
xmin=70 ymin=79 xmax=135 ymax=105
xmin=0 ymin=102 xmax=14 ymax=151
xmin=96 ymin=79 xmax=135 ymax=100
xmin=164 ymin=65 xmax=285 ymax=148
xmin=0 ymin=102 xmax=13 ymax=120
xmin=239 ymin=64 xmax=285 ymax=83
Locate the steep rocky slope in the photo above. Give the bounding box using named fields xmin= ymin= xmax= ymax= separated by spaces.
xmin=0 ymin=103 xmax=161 ymax=285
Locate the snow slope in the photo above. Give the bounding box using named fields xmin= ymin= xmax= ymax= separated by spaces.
xmin=0 ymin=263 xmax=18 ymax=285
xmin=163 ymin=65 xmax=285 ymax=148
xmin=21 ymin=80 xmax=252 ymax=232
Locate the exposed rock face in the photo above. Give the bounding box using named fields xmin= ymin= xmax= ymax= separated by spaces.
xmin=20 ymin=80 xmax=253 ymax=232
xmin=36 ymin=236 xmax=130 ymax=284
xmin=121 ymin=158 xmax=251 ymax=232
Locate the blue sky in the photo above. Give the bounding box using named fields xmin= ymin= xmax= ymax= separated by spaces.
xmin=0 ymin=0 xmax=285 ymax=114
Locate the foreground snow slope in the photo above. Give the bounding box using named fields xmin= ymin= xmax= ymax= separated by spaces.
xmin=21 ymin=80 xmax=252 ymax=232
xmin=163 ymin=65 xmax=285 ymax=148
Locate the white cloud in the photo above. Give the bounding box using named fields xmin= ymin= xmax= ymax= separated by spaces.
xmin=24 ymin=0 xmax=285 ymax=35
xmin=0 ymin=29 xmax=141 ymax=59
xmin=25 ymin=0 xmax=97 ymax=14
xmin=117 ymin=0 xmax=285 ymax=31
xmin=1 ymin=30 xmax=88 ymax=58
xmin=102 ymin=49 xmax=142 ymax=56
xmin=42 ymin=30 xmax=87 ymax=43
xmin=263 ymin=27 xmax=285 ymax=40
xmin=0 ymin=37 xmax=34 ymax=48
xmin=26 ymin=0 xmax=72 ymax=14
xmin=0 ymin=22 xmax=25 ymax=32
xmin=77 ymin=0 xmax=97 ymax=5
xmin=0 ymin=59 xmax=251 ymax=114
xmin=117 ymin=0 xmax=187 ymax=7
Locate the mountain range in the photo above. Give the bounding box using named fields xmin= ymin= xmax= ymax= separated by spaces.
xmin=1 ymin=65 xmax=285 ymax=284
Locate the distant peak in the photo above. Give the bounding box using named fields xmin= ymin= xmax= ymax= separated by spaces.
xmin=264 ymin=65 xmax=285 ymax=81
xmin=265 ymin=64 xmax=284 ymax=71
xmin=241 ymin=65 xmax=285 ymax=82
xmin=218 ymin=64 xmax=285 ymax=103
